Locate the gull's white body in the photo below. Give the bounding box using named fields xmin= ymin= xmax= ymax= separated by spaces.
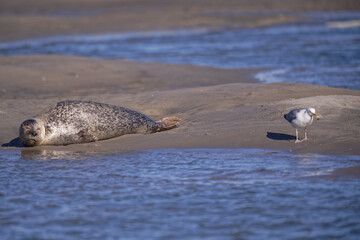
xmin=284 ymin=107 xmax=319 ymax=143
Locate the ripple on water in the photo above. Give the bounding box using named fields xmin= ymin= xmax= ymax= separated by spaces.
xmin=0 ymin=148 xmax=359 ymax=239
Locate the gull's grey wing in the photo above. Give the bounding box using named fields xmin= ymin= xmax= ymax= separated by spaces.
xmin=284 ymin=109 xmax=300 ymax=122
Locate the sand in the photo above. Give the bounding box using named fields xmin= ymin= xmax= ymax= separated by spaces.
xmin=1 ymin=0 xmax=360 ymax=42
xmin=1 ymin=0 xmax=360 ymax=156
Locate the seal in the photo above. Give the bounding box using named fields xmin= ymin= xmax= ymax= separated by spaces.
xmin=19 ymin=100 xmax=179 ymax=147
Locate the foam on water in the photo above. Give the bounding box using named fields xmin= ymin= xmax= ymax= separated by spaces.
xmin=1 ymin=148 xmax=359 ymax=239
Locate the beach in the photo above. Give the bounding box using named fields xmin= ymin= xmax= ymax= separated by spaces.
xmin=1 ymin=0 xmax=360 ymax=156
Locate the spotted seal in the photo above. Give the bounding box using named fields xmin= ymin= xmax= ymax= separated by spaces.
xmin=19 ymin=100 xmax=179 ymax=147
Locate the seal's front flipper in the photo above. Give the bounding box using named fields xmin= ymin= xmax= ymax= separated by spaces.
xmin=78 ymin=129 xmax=98 ymax=143
xmin=155 ymin=117 xmax=180 ymax=132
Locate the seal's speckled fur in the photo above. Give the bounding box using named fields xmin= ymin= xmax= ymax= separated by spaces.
xmin=19 ymin=101 xmax=179 ymax=146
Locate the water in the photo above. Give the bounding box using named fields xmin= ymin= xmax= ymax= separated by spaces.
xmin=0 ymin=11 xmax=360 ymax=89
xmin=1 ymin=148 xmax=359 ymax=240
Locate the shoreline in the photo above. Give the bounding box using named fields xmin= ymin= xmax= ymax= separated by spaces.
xmin=1 ymin=56 xmax=359 ymax=156
xmin=1 ymin=0 xmax=360 ymax=156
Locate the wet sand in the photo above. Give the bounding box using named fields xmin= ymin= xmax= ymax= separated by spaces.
xmin=1 ymin=0 xmax=360 ymax=156
xmin=2 ymin=0 xmax=360 ymax=42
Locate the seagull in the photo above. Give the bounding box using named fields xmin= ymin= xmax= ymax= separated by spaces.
xmin=284 ymin=107 xmax=320 ymax=143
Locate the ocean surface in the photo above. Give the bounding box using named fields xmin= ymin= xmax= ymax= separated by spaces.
xmin=1 ymin=148 xmax=359 ymax=240
xmin=0 ymin=11 xmax=360 ymax=89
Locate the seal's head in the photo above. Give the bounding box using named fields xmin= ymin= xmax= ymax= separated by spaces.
xmin=19 ymin=118 xmax=45 ymax=147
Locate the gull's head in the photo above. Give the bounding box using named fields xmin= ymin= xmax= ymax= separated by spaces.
xmin=19 ymin=118 xmax=46 ymax=147
xmin=307 ymin=107 xmax=321 ymax=120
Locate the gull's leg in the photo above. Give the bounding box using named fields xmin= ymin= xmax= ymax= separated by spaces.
xmin=303 ymin=128 xmax=308 ymax=141
xmin=295 ymin=129 xmax=301 ymax=143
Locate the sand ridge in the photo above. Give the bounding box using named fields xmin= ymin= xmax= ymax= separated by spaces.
xmin=1 ymin=0 xmax=360 ymax=42
xmin=1 ymin=0 xmax=360 ymax=156
xmin=1 ymin=56 xmax=359 ymax=156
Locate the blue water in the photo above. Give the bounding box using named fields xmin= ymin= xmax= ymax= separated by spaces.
xmin=0 ymin=11 xmax=360 ymax=89
xmin=1 ymin=148 xmax=359 ymax=240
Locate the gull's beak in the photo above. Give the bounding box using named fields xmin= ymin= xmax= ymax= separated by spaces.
xmin=313 ymin=113 xmax=321 ymax=120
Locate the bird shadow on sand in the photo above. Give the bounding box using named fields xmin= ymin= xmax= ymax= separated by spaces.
xmin=2 ymin=138 xmax=25 ymax=147
xmin=267 ymin=132 xmax=296 ymax=141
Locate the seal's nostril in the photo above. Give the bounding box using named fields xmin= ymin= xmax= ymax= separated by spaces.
xmin=30 ymin=132 xmax=37 ymax=137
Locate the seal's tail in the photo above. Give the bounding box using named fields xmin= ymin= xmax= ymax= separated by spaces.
xmin=156 ymin=116 xmax=180 ymax=132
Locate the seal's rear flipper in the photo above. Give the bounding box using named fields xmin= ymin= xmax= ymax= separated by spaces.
xmin=156 ymin=117 xmax=180 ymax=132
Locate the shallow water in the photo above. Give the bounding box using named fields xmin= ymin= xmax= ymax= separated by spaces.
xmin=1 ymin=148 xmax=359 ymax=240
xmin=0 ymin=11 xmax=360 ymax=89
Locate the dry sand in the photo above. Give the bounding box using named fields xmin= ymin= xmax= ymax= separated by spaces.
xmin=1 ymin=0 xmax=360 ymax=156
xmin=1 ymin=56 xmax=359 ymax=156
